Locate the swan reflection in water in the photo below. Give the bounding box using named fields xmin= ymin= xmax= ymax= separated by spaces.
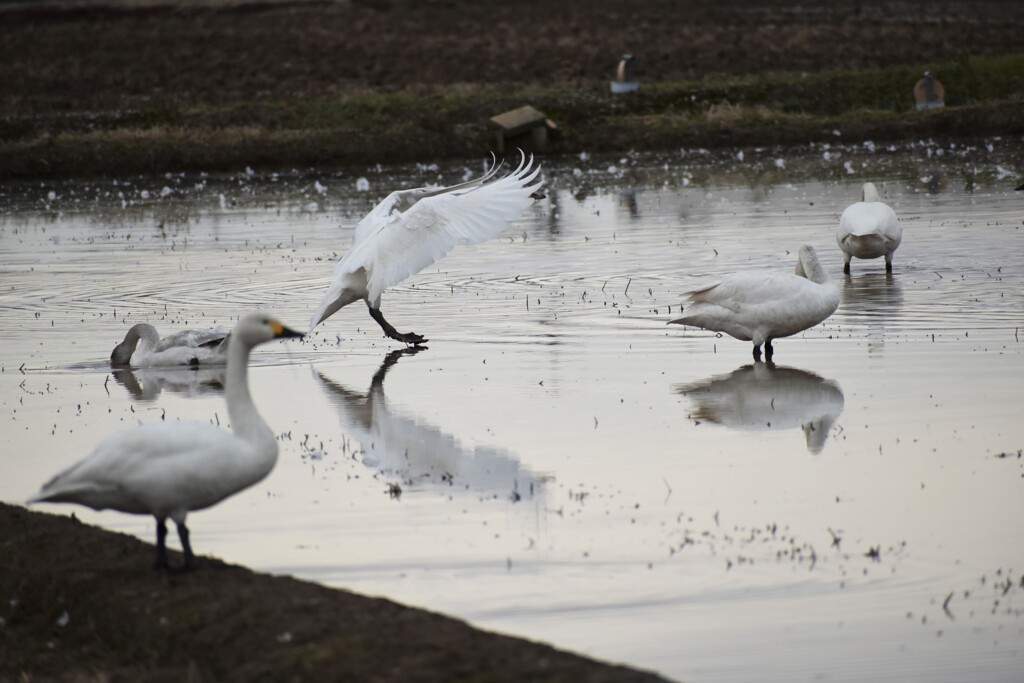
xmin=313 ymin=347 xmax=548 ymax=503
xmin=840 ymin=271 xmax=905 ymax=356
xmin=113 ymin=366 xmax=226 ymax=402
xmin=840 ymin=271 xmax=904 ymax=316
xmin=675 ymin=361 xmax=845 ymax=454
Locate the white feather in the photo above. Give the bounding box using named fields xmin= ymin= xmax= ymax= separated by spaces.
xmin=309 ymin=153 xmax=542 ymax=331
xmin=837 ymin=181 xmax=902 ymax=270
xmin=110 ymin=322 xmax=228 ymax=368
xmin=31 ymin=313 xmax=302 ymax=567
xmin=670 ymin=245 xmax=840 ymax=356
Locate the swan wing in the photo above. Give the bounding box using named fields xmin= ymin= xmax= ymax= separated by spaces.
xmin=839 ymin=202 xmax=900 ymax=240
xmin=351 ymin=156 xmax=502 ymax=247
xmin=154 ymin=327 xmax=229 ymax=352
xmin=30 ymin=422 xmax=260 ymax=515
xmin=131 ymin=343 xmax=227 ymax=367
xmin=345 ymin=154 xmax=541 ymax=305
xmin=687 ymin=272 xmax=793 ymax=311
xmin=352 ymin=191 xmax=406 ymax=247
xmin=671 ymin=273 xmax=838 ymax=341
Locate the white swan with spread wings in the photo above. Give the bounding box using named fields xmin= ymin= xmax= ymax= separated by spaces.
xmin=309 ymin=153 xmax=543 ymax=344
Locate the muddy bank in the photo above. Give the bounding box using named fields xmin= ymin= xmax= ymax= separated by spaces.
xmin=0 ymin=503 xmax=671 ymax=683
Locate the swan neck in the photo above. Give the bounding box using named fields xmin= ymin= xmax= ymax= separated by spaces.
xmin=225 ymin=337 xmax=274 ymax=449
xmin=133 ymin=325 xmax=160 ymax=354
xmin=861 ymin=182 xmax=880 ymax=203
xmin=799 ymin=251 xmax=830 ymax=285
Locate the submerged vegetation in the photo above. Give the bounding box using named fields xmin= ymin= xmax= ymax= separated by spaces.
xmin=2 ymin=53 xmax=1022 ymax=180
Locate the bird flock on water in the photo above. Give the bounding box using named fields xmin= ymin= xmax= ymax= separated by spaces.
xmin=30 ymin=151 xmax=914 ymax=570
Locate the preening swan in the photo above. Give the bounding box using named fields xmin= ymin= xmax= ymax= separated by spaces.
xmin=31 ymin=313 xmax=303 ymax=570
xmin=110 ymin=322 xmax=229 ymax=368
xmin=669 ymin=245 xmax=840 ymax=360
xmin=837 ymin=181 xmax=902 ymax=274
xmin=309 ymin=153 xmax=543 ymax=344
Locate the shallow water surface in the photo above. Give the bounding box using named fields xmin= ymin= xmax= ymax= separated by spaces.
xmin=2 ymin=145 xmax=1023 ymax=682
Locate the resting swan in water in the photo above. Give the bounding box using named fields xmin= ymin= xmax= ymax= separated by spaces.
xmin=837 ymin=181 xmax=902 ymax=274
xmin=31 ymin=313 xmax=303 ymax=570
xmin=669 ymin=245 xmax=840 ymax=360
xmin=308 ymin=152 xmax=543 ymax=344
xmin=110 ymin=323 xmax=229 ymax=368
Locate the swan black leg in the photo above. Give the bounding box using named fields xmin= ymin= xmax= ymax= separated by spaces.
xmin=765 ymin=340 xmax=774 ymax=361
xmin=843 ymin=261 xmax=851 ymax=275
xmin=154 ymin=517 xmax=170 ymax=570
xmin=753 ymin=344 xmax=763 ymax=361
xmin=367 ymin=304 xmax=427 ymax=345
xmin=885 ymin=259 xmax=893 ymax=273
xmin=176 ymin=520 xmax=197 ymax=571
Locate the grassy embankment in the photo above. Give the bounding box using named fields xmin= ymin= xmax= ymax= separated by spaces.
xmin=3 ymin=53 xmax=1022 ymax=180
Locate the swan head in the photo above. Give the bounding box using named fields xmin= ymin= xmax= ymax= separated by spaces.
xmin=229 ymin=313 xmax=304 ymax=352
xmin=795 ymin=245 xmax=831 ymax=285
xmin=110 ymin=323 xmax=160 ymax=368
xmin=803 ymin=412 xmax=840 ymax=454
xmin=860 ymin=182 xmax=881 ymax=203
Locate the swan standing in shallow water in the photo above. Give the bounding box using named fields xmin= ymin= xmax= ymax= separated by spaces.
xmin=669 ymin=245 xmax=840 ymax=361
xmin=31 ymin=313 xmax=303 ymax=570
xmin=837 ymin=181 xmax=902 ymax=274
xmin=110 ymin=322 xmax=229 ymax=368
xmin=309 ymin=153 xmax=543 ymax=344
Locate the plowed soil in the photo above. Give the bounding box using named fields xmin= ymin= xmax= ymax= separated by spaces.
xmin=2 ymin=0 xmax=1023 ymax=113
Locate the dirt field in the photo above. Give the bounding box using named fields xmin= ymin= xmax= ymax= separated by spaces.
xmin=2 ymin=0 xmax=1024 ymax=113
xmin=2 ymin=0 xmax=1023 ymax=179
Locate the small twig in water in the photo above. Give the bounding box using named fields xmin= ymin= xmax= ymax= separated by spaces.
xmin=942 ymin=592 xmax=955 ymax=620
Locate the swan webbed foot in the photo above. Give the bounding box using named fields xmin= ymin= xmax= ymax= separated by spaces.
xmin=367 ymin=305 xmax=428 ymax=346
xmin=394 ymin=331 xmax=428 ymax=345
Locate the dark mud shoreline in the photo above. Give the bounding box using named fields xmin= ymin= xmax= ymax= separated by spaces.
xmin=0 ymin=502 xmax=671 ymax=683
